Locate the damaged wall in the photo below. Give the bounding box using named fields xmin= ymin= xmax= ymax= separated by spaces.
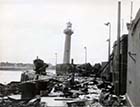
xmin=112 ymin=34 xmax=128 ymax=95
xmin=127 ymin=9 xmax=140 ymax=106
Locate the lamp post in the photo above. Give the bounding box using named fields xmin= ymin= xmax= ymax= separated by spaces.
xmin=55 ymin=53 xmax=57 ymax=66
xmin=130 ymin=0 xmax=133 ymax=22
xmin=104 ymin=22 xmax=111 ymax=65
xmin=84 ymin=46 xmax=87 ymax=64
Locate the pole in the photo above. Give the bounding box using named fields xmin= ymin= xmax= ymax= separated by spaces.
xmin=109 ymin=23 xmax=111 ymax=74
xmin=122 ymin=19 xmax=124 ymax=34
xmin=130 ymin=0 xmax=133 ymax=22
xmin=116 ymin=0 xmax=121 ymax=96
xmin=104 ymin=22 xmax=111 ymax=71
xmin=55 ymin=53 xmax=57 ymax=66
xmin=84 ymin=47 xmax=87 ymax=63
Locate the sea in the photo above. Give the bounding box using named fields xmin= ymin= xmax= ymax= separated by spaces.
xmin=0 ymin=69 xmax=69 ymax=107
xmin=0 ymin=69 xmax=56 ymax=84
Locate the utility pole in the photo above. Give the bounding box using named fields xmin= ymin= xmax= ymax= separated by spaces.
xmin=116 ymin=0 xmax=121 ymax=96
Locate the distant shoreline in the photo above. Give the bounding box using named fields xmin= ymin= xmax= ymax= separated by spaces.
xmin=0 ymin=68 xmax=32 ymax=71
xmin=0 ymin=68 xmax=55 ymax=71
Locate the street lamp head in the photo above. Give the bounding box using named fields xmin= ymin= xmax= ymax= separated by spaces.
xmin=84 ymin=46 xmax=87 ymax=49
xmin=104 ymin=22 xmax=110 ymax=26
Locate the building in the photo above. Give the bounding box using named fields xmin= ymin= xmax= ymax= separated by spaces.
xmin=126 ymin=9 xmax=140 ymax=106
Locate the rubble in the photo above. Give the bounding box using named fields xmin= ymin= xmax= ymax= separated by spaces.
xmin=0 ymin=75 xmax=127 ymax=107
xmin=0 ymin=62 xmax=127 ymax=107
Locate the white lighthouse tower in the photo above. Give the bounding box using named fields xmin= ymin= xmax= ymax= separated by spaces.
xmin=63 ymin=22 xmax=74 ymax=64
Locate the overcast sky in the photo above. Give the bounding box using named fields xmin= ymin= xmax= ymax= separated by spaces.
xmin=0 ymin=0 xmax=139 ymax=65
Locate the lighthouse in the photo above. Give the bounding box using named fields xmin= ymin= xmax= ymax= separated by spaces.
xmin=63 ymin=22 xmax=74 ymax=64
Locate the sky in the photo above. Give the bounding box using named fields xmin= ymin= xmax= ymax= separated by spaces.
xmin=0 ymin=0 xmax=139 ymax=65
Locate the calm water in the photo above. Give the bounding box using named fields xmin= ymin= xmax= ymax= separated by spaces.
xmin=0 ymin=70 xmax=23 ymax=84
xmin=0 ymin=69 xmax=56 ymax=84
xmin=0 ymin=70 xmax=67 ymax=106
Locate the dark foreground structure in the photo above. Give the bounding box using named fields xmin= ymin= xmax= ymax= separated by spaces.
xmin=112 ymin=34 xmax=128 ymax=96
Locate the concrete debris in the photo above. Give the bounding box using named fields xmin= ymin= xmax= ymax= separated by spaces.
xmin=0 ymin=62 xmax=127 ymax=107
xmin=0 ymin=76 xmax=125 ymax=107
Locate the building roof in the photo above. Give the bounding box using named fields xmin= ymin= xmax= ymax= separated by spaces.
xmin=130 ymin=8 xmax=140 ymax=36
